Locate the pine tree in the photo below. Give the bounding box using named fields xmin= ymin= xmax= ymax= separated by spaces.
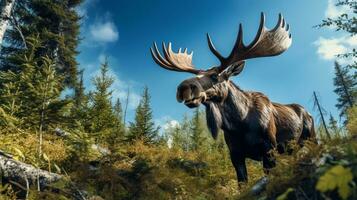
xmin=110 ymin=97 xmax=125 ymax=144
xmin=333 ymin=62 xmax=356 ymax=119
xmin=168 ymin=125 xmax=182 ymax=148
xmin=0 ymin=36 xmax=68 ymax=130
xmin=190 ymin=108 xmax=207 ymax=151
xmin=87 ymin=59 xmax=117 ymax=138
xmin=167 ymin=114 xmax=192 ymax=151
xmin=1 ymin=0 xmax=83 ymax=87
xmin=70 ymin=69 xmax=89 ymax=130
xmin=113 ymin=98 xmax=123 ymax=126
xmin=328 ymin=114 xmax=340 ymax=136
xmin=74 ymin=70 xmax=87 ymax=107
xmin=128 ymin=87 xmax=159 ymax=143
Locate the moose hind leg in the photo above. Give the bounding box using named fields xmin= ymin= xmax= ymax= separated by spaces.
xmin=262 ymin=140 xmax=276 ymax=173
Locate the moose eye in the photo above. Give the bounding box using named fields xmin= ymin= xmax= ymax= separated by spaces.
xmin=210 ymin=74 xmax=218 ymax=82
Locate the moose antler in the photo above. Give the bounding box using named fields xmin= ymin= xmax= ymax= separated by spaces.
xmin=207 ymin=12 xmax=292 ymax=72
xmin=150 ymin=42 xmax=202 ymax=74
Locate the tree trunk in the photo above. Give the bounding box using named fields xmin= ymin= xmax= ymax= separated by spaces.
xmin=0 ymin=150 xmax=88 ymax=199
xmin=335 ymin=63 xmax=354 ymax=108
xmin=313 ymin=91 xmax=331 ymax=139
xmin=0 ymin=150 xmax=62 ymax=188
xmin=0 ymin=0 xmax=15 ymax=45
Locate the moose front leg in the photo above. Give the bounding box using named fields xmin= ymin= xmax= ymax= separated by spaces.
xmin=230 ymin=153 xmax=248 ymax=183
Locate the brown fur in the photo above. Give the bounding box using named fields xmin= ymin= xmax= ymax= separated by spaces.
xmin=198 ymin=81 xmax=315 ymax=182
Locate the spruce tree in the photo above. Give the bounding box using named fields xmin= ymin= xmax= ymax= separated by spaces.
xmin=1 ymin=0 xmax=83 ymax=87
xmin=128 ymin=87 xmax=159 ymax=143
xmin=333 ymin=62 xmax=356 ymax=119
xmin=163 ymin=120 xmax=182 ymax=149
xmin=70 ymin=69 xmax=89 ymax=130
xmin=190 ymin=108 xmax=207 ymax=151
xmin=109 ymin=97 xmax=125 ymax=145
xmin=328 ymin=114 xmax=340 ymax=136
xmin=74 ymin=70 xmax=87 ymax=107
xmin=113 ymin=98 xmax=123 ymax=126
xmin=88 ymin=59 xmax=117 ymax=137
xmin=167 ymin=114 xmax=191 ymax=151
xmin=0 ymin=36 xmax=68 ymax=130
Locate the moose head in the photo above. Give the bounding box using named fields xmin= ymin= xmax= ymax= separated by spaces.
xmin=150 ymin=13 xmax=292 ymax=108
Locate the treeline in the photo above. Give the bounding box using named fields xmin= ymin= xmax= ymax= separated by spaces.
xmin=0 ymin=2 xmax=238 ymax=199
xmin=0 ymin=0 xmax=217 ymax=149
xmin=0 ymin=33 xmax=220 ymax=151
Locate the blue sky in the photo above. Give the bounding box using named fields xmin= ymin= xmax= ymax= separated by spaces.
xmin=76 ymin=0 xmax=356 ymax=129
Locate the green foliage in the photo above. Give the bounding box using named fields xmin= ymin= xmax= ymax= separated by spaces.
xmin=0 ymin=183 xmax=16 ymax=200
xmin=113 ymin=98 xmax=124 ymax=130
xmin=1 ymin=0 xmax=83 ymax=86
xmin=243 ymin=132 xmax=357 ymax=200
xmin=0 ymin=36 xmax=69 ymax=130
xmin=329 ymin=114 xmax=341 ymax=136
xmin=316 ymin=165 xmax=353 ymax=199
xmin=85 ymin=59 xmax=124 ymax=148
xmin=88 ymin=59 xmax=115 ymax=133
xmin=347 ymin=106 xmax=357 ymax=135
xmin=276 ymin=188 xmax=294 ymax=200
xmin=169 ymin=114 xmax=193 ymax=151
xmin=128 ymin=86 xmax=159 ymax=143
xmin=0 ymin=107 xmax=17 ymax=128
xmin=190 ymin=108 xmax=207 ymax=152
xmin=69 ymin=70 xmax=90 ymax=130
xmin=333 ymin=62 xmax=356 ymax=120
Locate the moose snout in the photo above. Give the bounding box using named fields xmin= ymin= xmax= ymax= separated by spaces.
xmin=176 ymin=81 xmax=203 ymax=103
xmin=176 ymin=84 xmax=190 ymax=103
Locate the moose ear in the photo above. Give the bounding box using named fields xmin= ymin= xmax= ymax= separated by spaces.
xmin=222 ymin=61 xmax=245 ymax=79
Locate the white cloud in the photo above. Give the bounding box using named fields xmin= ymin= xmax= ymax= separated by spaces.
xmin=314 ymin=0 xmax=356 ymax=64
xmin=90 ymin=21 xmax=119 ymax=43
xmin=155 ymin=117 xmax=180 ymax=148
xmin=346 ymin=35 xmax=357 ymax=46
xmin=76 ymin=0 xmax=98 ymax=20
xmin=325 ymin=0 xmax=351 ymax=18
xmin=76 ymin=2 xmax=118 ymax=45
xmin=314 ymin=35 xmax=357 ymax=64
xmin=314 ymin=37 xmax=347 ymax=60
xmin=324 ymin=0 xmax=353 ymax=30
xmin=164 ymin=120 xmax=180 ymax=130
xmin=155 ymin=116 xmax=180 ymax=131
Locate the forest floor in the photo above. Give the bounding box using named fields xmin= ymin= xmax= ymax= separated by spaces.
xmin=0 ymin=129 xmax=356 ymax=200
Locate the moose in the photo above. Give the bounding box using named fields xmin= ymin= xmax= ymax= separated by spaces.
xmin=150 ymin=13 xmax=315 ymax=183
